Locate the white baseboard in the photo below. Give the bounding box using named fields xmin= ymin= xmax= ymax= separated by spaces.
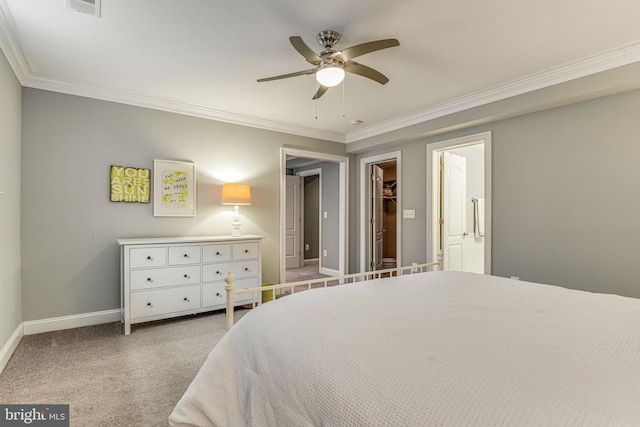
xmin=321 ymin=267 xmax=340 ymax=276
xmin=0 ymin=324 xmax=24 ymax=375
xmin=23 ymin=309 xmax=121 ymax=336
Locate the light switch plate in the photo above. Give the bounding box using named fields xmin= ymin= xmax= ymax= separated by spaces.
xmin=403 ymin=209 xmax=415 ymax=219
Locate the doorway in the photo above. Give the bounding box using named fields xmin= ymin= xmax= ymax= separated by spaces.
xmin=360 ymin=152 xmax=402 ymax=272
xmin=281 ymin=147 xmax=349 ymax=284
xmin=426 ymin=132 xmax=492 ymax=273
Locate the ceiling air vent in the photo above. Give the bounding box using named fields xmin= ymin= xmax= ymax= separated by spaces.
xmin=66 ymin=0 xmax=101 ymax=17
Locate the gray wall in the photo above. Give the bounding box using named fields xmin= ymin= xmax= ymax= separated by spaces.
xmin=490 ymin=90 xmax=640 ymax=296
xmin=318 ymin=161 xmax=340 ymax=271
xmin=20 ymin=88 xmax=347 ymax=321
xmin=0 ymin=48 xmax=22 ymax=347
xmin=356 ymin=88 xmax=640 ymax=298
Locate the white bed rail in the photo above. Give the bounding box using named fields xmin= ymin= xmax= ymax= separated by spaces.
xmin=224 ymin=255 xmax=443 ymax=329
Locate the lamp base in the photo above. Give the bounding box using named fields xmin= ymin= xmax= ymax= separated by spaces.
xmin=230 ymin=220 xmax=242 ymax=237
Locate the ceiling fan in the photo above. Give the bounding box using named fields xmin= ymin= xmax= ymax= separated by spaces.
xmin=257 ymin=30 xmax=399 ymax=99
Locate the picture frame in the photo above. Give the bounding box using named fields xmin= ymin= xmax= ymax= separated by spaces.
xmin=110 ymin=165 xmax=151 ymax=203
xmin=153 ymin=159 xmax=196 ymax=217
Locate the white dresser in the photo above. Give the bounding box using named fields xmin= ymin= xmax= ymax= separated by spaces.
xmin=118 ymin=235 xmax=263 ymax=334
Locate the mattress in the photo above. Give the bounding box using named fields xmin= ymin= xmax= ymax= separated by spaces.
xmin=169 ymin=271 xmax=640 ymax=426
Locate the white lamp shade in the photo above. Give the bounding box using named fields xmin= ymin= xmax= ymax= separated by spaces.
xmin=221 ymin=183 xmax=251 ymax=205
xmin=316 ymin=66 xmax=345 ymax=87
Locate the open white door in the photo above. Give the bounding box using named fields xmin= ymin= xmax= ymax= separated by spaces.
xmin=370 ymin=165 xmax=384 ymax=271
xmin=285 ymin=175 xmax=302 ymax=269
xmin=442 ymin=152 xmax=466 ymax=271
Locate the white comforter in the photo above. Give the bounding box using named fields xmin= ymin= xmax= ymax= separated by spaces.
xmin=169 ymin=271 xmax=640 ymax=426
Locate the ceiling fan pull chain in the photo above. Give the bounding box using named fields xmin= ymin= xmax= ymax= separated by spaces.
xmin=342 ymin=76 xmax=346 ymax=118
xmin=315 ymin=79 xmax=319 ymax=120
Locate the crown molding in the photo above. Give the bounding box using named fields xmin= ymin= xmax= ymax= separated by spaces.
xmin=0 ymin=0 xmax=31 ymax=82
xmin=346 ymin=41 xmax=640 ymax=143
xmin=22 ymin=73 xmax=346 ymax=143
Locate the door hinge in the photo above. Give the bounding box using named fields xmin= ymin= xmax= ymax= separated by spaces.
xmin=439 ymin=218 xmax=444 ymax=225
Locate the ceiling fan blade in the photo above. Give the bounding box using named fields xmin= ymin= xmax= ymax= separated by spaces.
xmin=332 ymin=39 xmax=399 ymax=61
xmin=344 ymin=62 xmax=389 ymax=85
xmin=257 ymin=69 xmax=316 ymax=82
xmin=312 ymin=85 xmax=330 ymax=100
xmin=290 ymin=36 xmax=322 ymax=64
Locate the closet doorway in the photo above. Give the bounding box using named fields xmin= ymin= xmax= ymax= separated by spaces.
xmin=426 ymin=132 xmax=492 ymax=274
xmin=360 ymin=152 xmax=401 ymax=272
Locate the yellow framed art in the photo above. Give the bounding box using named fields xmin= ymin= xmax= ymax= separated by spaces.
xmin=153 ymin=159 xmax=196 ymax=217
xmin=110 ymin=165 xmax=151 ymax=203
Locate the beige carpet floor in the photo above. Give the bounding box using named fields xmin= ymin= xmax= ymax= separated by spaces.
xmin=0 ymin=309 xmax=247 ymax=426
xmin=285 ymin=260 xmax=329 ymax=283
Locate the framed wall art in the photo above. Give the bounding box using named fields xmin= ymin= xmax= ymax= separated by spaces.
xmin=110 ymin=165 xmax=151 ymax=203
xmin=153 ymin=159 xmax=196 ymax=217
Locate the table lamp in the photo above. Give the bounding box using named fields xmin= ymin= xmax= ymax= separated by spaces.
xmin=221 ymin=183 xmax=251 ymax=237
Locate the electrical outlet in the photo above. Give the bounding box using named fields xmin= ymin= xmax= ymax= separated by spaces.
xmin=323 ymin=249 xmax=328 ymax=257
xmin=510 ymin=276 xmax=520 ymax=280
xmin=323 ymin=211 xmax=328 ymax=219
xmin=305 ymin=244 xmax=309 ymax=251
xmin=411 ymin=262 xmax=418 ymax=273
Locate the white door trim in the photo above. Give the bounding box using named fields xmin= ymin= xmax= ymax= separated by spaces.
xmin=280 ymin=147 xmax=349 ymax=283
xmin=426 ymin=131 xmax=492 ymax=274
xmin=359 ymin=151 xmax=402 ymax=272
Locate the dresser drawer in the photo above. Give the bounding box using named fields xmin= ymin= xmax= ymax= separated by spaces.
xmin=230 ymin=260 xmax=259 ymax=278
xmin=202 ymin=277 xmax=259 ymax=308
xmin=168 ymin=245 xmax=201 ymax=265
xmin=202 ymin=244 xmax=232 ymax=262
xmin=130 ymin=265 xmax=201 ymax=291
xmin=130 ymin=285 xmax=201 ymax=319
xmin=202 ymin=260 xmax=259 ymax=282
xmin=129 ymin=247 xmax=167 ymax=268
xmin=202 ymin=264 xmax=227 ymax=282
xmin=233 ymin=242 xmax=259 ymax=260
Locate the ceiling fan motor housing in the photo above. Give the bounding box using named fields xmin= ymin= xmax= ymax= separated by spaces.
xmin=317 ymin=30 xmax=341 ymax=49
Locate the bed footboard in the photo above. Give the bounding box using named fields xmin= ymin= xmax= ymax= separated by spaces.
xmin=224 ymin=253 xmax=443 ymax=329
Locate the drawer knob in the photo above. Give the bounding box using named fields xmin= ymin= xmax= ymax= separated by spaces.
xmin=146 ymin=277 xmax=152 ymax=282
xmin=184 ymin=274 xmax=189 ymax=278
xmin=244 ymin=267 xmax=249 ymax=271
xmin=216 ymin=270 xmax=220 ymax=275
xmin=216 ymin=292 xmax=221 ymax=297
xmin=184 ymin=254 xmax=189 ymax=258
xmin=244 ymin=249 xmax=249 ymax=253
xmin=146 ymin=302 xmax=152 ymax=307
xmin=183 ymin=297 xmax=189 ymax=302
xmin=216 ymin=251 xmax=221 ymax=256
xmin=146 ymin=256 xmax=153 ymax=260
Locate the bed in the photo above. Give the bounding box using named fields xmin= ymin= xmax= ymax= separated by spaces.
xmin=169 ymin=268 xmax=640 ymax=426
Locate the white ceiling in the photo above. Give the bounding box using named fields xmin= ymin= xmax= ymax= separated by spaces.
xmin=2 ymin=0 xmax=640 ymax=143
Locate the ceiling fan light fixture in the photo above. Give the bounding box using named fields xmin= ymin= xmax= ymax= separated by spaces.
xmin=316 ymin=65 xmax=345 ymax=87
